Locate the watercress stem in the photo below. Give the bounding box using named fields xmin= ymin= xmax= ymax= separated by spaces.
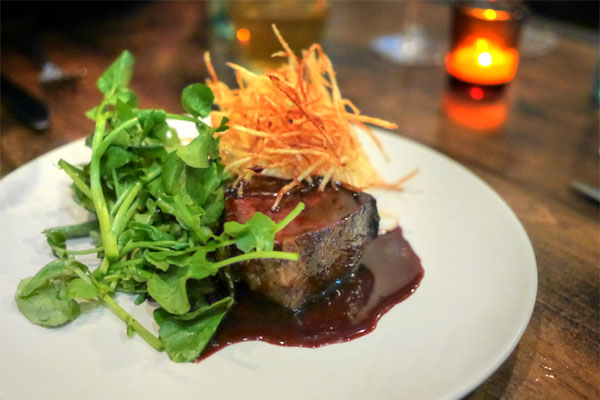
xmin=211 ymin=250 xmax=299 ymax=270
xmin=99 ymin=292 xmax=164 ymax=351
xmin=62 ymin=246 xmax=104 ymax=256
xmin=119 ymin=240 xmax=183 ymax=256
xmin=90 ymin=117 xmax=119 ymax=259
xmin=110 ymin=184 xmax=134 ymax=219
xmin=45 ymin=220 xmax=99 ymax=238
xmin=98 ymin=252 xmax=110 ymax=275
xmin=91 ymin=114 xmax=139 ymax=260
xmin=96 ymin=118 xmax=139 ymax=156
xmin=108 ymin=258 xmax=146 ymax=271
xmin=58 ymin=160 xmax=92 ymax=199
xmin=275 ymin=202 xmax=305 ymax=233
xmin=165 ymin=113 xmax=202 ymax=125
xmin=111 ymin=182 xmax=143 ymax=236
xmin=112 ymin=168 xmax=121 ymax=199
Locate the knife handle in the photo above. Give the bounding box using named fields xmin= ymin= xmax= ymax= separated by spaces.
xmin=1 ymin=75 xmax=49 ymax=131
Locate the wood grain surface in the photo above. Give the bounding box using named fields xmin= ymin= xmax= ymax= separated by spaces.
xmin=1 ymin=2 xmax=598 ymax=399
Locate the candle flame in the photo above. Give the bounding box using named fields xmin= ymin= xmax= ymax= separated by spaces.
xmin=475 ymin=38 xmax=489 ymax=51
xmin=478 ymin=52 xmax=492 ymax=67
xmin=446 ymin=36 xmax=519 ymax=85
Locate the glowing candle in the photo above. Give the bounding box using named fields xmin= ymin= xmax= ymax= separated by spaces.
xmin=446 ymin=37 xmax=519 ymax=86
xmin=446 ymin=3 xmax=524 ymax=86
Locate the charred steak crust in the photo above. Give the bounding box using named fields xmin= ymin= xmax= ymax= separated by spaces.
xmin=226 ymin=177 xmax=379 ymax=310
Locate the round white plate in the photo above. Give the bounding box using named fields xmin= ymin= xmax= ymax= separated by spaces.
xmin=0 ymin=126 xmax=537 ymax=400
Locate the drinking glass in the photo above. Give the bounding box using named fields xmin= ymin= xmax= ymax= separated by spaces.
xmin=370 ymin=1 xmax=446 ymax=66
xmin=228 ymin=0 xmax=329 ymax=71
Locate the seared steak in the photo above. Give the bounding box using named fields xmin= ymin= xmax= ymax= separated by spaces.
xmin=225 ymin=176 xmax=379 ymax=310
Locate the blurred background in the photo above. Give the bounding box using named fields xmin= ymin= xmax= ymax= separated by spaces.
xmin=1 ymin=1 xmax=598 ymax=207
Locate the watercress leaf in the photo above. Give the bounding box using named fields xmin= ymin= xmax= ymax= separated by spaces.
xmin=164 ymin=127 xmax=181 ymax=149
xmin=72 ymin=185 xmax=96 ymax=213
xmin=188 ymin=258 xmax=219 ymax=281
xmin=196 ymin=123 xmax=220 ymax=160
xmin=134 ymin=293 xmax=147 ymax=305
xmin=115 ymin=87 xmax=138 ymax=107
xmin=139 ymin=164 xmax=162 ymax=184
xmin=18 ymin=260 xmax=77 ymax=297
xmin=181 ymin=83 xmax=214 ymax=118
xmin=138 ymin=109 xmax=167 ymax=141
xmin=199 ymin=192 xmax=224 ymax=227
xmin=186 ymin=279 xmax=218 ymax=308
xmin=84 ymin=134 xmax=94 ymax=148
xmin=97 ymin=50 xmax=134 ymax=95
xmin=126 ymin=264 xmax=154 ymax=282
xmin=166 ymin=296 xmax=232 ymax=321
xmin=224 ymin=212 xmax=276 ymax=252
xmin=67 ymin=278 xmax=99 ymax=300
xmin=108 ymin=261 xmax=153 ymax=293
xmin=147 ymin=267 xmax=191 ymax=315
xmin=43 ymin=230 xmax=67 ymax=258
xmin=129 ymin=144 xmax=168 ymax=163
xmin=214 ymin=116 xmax=229 ymax=133
xmin=192 ymin=226 xmax=213 ymax=244
xmin=156 ymin=194 xmax=211 ymax=243
xmin=44 ymin=220 xmax=99 ymax=239
xmin=58 ymin=159 xmax=89 ymax=181
xmin=145 ymin=249 xmax=193 ymax=269
xmin=85 ymin=106 xmax=100 ymax=121
xmin=133 ymin=212 xmax=153 ymax=225
xmin=43 ymin=221 xmax=100 ymax=257
xmin=162 ymin=151 xmax=186 ymax=195
xmin=145 ymin=250 xmax=193 ymax=272
xmin=144 ymin=253 xmax=169 ymax=271
xmin=176 ymin=133 xmax=212 ymax=169
xmin=117 ymin=228 xmax=141 ymax=248
xmin=116 ymin=98 xmax=135 ymax=121
xmin=185 ymin=163 xmax=222 ymax=206
xmin=128 ymin=221 xmax=175 ymax=242
xmin=15 ymin=277 xmax=80 ymax=327
xmin=101 ymin=146 xmax=136 ymax=175
xmin=89 ymin=229 xmax=103 ymax=247
xmin=154 ymin=304 xmax=229 ymax=362
xmin=153 ymin=122 xmax=169 ymax=143
xmin=110 ymin=127 xmax=132 ymax=148
xmin=146 ymin=197 xmax=158 ymax=214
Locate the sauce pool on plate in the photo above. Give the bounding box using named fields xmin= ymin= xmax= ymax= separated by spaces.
xmin=198 ymin=227 xmax=424 ymax=360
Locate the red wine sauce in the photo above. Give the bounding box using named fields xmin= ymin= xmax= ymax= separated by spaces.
xmin=198 ymin=227 xmax=424 ymax=360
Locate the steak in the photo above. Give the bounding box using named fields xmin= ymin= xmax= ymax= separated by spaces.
xmin=225 ymin=176 xmax=379 ymax=310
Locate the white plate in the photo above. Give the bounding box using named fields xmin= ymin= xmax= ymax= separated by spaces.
xmin=0 ymin=126 xmax=537 ymax=400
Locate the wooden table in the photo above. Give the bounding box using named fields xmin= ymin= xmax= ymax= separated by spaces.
xmin=1 ymin=2 xmax=598 ymax=398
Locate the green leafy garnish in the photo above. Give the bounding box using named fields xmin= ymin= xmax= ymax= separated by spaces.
xmin=15 ymin=51 xmax=303 ymax=362
xmin=181 ymin=83 xmax=214 ymax=118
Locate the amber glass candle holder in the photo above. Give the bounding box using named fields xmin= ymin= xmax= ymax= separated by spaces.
xmin=446 ymin=1 xmax=525 ymax=87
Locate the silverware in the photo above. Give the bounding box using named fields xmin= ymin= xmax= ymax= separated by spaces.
xmin=27 ymin=40 xmax=86 ymax=89
xmin=1 ymin=75 xmax=49 ymax=131
xmin=38 ymin=61 xmax=85 ymax=87
xmin=571 ymin=180 xmax=600 ymax=203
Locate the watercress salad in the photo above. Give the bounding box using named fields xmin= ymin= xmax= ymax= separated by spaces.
xmin=14 ymin=51 xmax=304 ymax=363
